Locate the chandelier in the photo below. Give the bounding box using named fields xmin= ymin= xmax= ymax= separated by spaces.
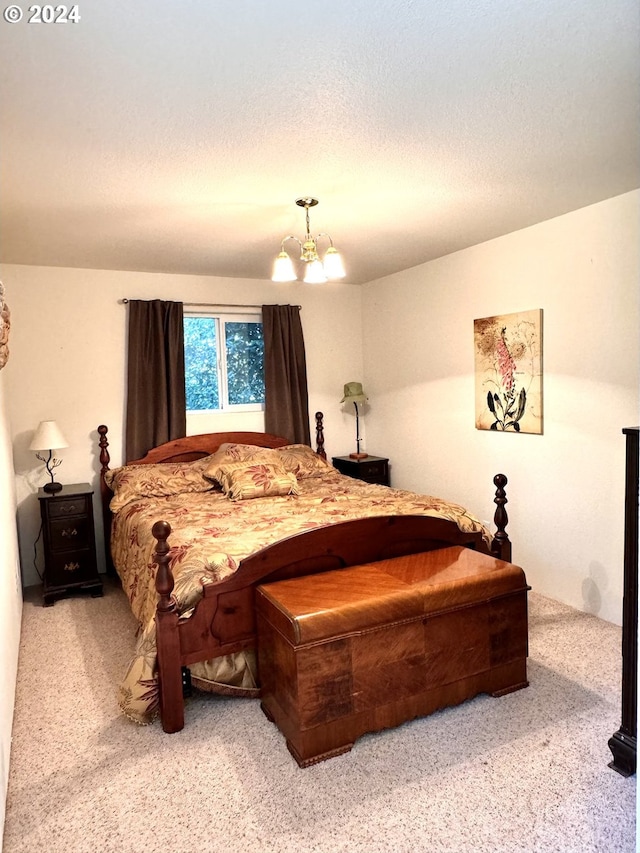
xmin=272 ymin=197 xmax=346 ymax=284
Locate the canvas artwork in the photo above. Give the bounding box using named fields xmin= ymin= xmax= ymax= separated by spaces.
xmin=0 ymin=282 xmax=10 ymax=371
xmin=474 ymin=309 xmax=543 ymax=434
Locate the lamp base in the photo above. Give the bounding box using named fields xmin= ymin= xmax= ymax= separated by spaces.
xmin=349 ymin=452 xmax=369 ymax=460
xmin=43 ymin=481 xmax=63 ymax=494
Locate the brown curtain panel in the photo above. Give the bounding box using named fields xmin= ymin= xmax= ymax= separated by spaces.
xmin=262 ymin=304 xmax=311 ymax=445
xmin=125 ymin=299 xmax=186 ymax=461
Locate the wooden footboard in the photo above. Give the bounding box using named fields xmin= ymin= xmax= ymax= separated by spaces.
xmin=151 ymin=481 xmax=512 ymax=733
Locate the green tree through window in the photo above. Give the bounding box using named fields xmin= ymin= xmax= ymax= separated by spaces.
xmin=184 ymin=315 xmax=264 ymax=411
xmin=225 ymin=321 xmax=264 ymax=404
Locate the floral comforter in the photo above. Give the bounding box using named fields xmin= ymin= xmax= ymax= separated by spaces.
xmin=110 ymin=461 xmax=489 ymax=724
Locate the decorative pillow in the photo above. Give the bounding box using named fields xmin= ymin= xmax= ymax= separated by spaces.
xmin=216 ymin=461 xmax=298 ymax=501
xmin=203 ymin=444 xmax=282 ymax=481
xmin=106 ymin=455 xmax=216 ymax=512
xmin=275 ymin=444 xmax=332 ymax=478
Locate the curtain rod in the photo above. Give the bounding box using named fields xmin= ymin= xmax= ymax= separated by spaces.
xmin=119 ymin=299 xmax=301 ymax=309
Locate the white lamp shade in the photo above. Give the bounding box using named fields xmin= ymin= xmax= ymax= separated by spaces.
xmin=272 ymin=251 xmax=297 ymax=282
xmin=29 ymin=420 xmax=69 ymax=451
xmin=303 ymin=259 xmax=328 ymax=284
xmin=323 ymin=246 xmax=346 ymax=279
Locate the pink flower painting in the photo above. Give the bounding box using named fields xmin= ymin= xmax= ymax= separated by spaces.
xmin=474 ymin=309 xmax=543 ymax=434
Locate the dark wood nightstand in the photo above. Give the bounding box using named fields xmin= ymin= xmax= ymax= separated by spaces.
xmin=332 ymin=455 xmax=390 ymax=486
xmin=38 ymin=483 xmax=103 ymax=606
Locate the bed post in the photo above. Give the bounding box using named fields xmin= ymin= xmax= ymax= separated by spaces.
xmin=153 ymin=521 xmax=185 ymax=734
xmin=97 ymin=425 xmax=115 ymax=574
xmin=491 ymin=474 xmax=512 ymax=563
xmin=315 ymin=411 xmax=326 ymax=459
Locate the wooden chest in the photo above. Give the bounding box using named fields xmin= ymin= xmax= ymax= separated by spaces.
xmin=256 ymin=545 xmax=529 ymax=767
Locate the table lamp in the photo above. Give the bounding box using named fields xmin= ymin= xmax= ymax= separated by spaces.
xmin=340 ymin=382 xmax=368 ymax=459
xmin=29 ymin=420 xmax=69 ymax=493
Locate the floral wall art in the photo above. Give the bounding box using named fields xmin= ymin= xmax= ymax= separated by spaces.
xmin=474 ymin=309 xmax=543 ymax=434
xmin=0 ymin=282 xmax=10 ymax=371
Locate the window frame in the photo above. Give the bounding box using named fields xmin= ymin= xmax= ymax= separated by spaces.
xmin=183 ymin=310 xmax=265 ymax=414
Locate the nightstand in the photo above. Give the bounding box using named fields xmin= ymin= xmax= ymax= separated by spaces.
xmin=332 ymin=455 xmax=390 ymax=486
xmin=38 ymin=483 xmax=103 ymax=606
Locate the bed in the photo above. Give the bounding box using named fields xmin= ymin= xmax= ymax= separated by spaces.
xmin=97 ymin=413 xmax=513 ymax=733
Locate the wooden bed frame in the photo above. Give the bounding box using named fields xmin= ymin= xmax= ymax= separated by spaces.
xmin=97 ymin=412 xmax=512 ymax=733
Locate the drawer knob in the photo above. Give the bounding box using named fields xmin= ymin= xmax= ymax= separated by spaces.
xmin=61 ymin=528 xmax=78 ymax=537
xmin=63 ymin=562 xmax=80 ymax=572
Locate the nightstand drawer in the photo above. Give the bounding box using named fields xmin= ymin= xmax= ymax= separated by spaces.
xmin=49 ymin=516 xmax=92 ymax=551
xmin=332 ymin=455 xmax=390 ymax=486
xmin=47 ymin=494 xmax=91 ymax=519
xmin=46 ymin=550 xmax=97 ymax=586
xmin=357 ymin=460 xmax=388 ymax=482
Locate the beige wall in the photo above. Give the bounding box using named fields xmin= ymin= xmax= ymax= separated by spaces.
xmin=362 ymin=190 xmax=640 ymax=625
xmin=0 ymin=267 xmax=363 ymax=587
xmin=0 ymin=369 xmax=23 ymax=842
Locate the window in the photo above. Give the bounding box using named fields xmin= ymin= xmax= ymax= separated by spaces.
xmin=184 ymin=313 xmax=264 ymax=412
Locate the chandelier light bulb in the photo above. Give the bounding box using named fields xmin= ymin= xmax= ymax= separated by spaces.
xmin=272 ymin=250 xmax=296 ymax=282
xmin=322 ymin=245 xmax=346 ymax=279
xmin=303 ymin=259 xmax=328 ymax=284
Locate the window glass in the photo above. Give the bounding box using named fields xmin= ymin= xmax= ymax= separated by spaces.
xmin=184 ymin=315 xmax=264 ymax=411
xmin=225 ymin=321 xmax=264 ymax=405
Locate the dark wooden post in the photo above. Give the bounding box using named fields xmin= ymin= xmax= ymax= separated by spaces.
xmin=608 ymin=427 xmax=638 ymax=775
xmin=491 ymin=474 xmax=512 ymax=563
xmin=153 ymin=520 xmax=185 ymax=733
xmin=315 ymin=411 xmax=326 ymax=459
xmin=97 ymin=425 xmax=115 ymax=574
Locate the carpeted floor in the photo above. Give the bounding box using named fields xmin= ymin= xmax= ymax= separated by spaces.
xmin=2 ymin=579 xmax=635 ymax=853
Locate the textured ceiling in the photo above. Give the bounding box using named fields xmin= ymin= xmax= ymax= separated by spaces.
xmin=0 ymin=0 xmax=638 ymax=284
